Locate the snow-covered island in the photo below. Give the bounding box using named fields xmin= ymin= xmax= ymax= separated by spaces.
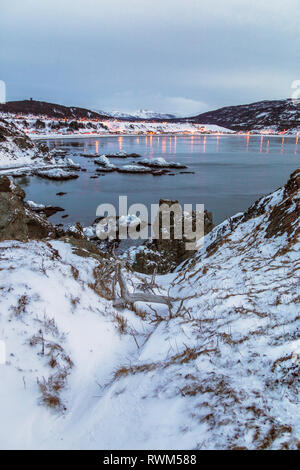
xmin=0 ymin=155 xmax=299 ymax=449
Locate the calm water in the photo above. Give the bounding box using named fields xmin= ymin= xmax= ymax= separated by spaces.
xmin=16 ymin=135 xmax=300 ymax=227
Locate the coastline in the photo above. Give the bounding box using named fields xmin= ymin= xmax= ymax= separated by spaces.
xmin=29 ymin=132 xmax=298 ymax=140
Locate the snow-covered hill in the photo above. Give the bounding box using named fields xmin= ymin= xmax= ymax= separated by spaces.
xmin=1 ymin=113 xmax=231 ymax=138
xmin=0 ymin=168 xmax=299 ymax=449
xmin=188 ymin=99 xmax=300 ymax=134
xmin=104 ymin=109 xmax=177 ymax=120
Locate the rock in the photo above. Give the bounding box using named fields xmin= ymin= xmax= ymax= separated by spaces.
xmin=105 ymin=152 xmax=141 ymax=159
xmin=0 ymin=176 xmax=57 ymax=241
xmin=43 ymin=207 xmax=65 ymax=218
xmin=117 ymin=165 xmax=168 ymax=175
xmin=132 ymin=199 xmax=214 ymax=274
xmin=80 ymin=153 xmax=99 ymax=158
xmin=94 ymin=155 xmax=116 ymax=172
xmin=50 ymin=149 xmax=67 ymax=156
xmin=138 ymin=157 xmax=187 ymax=169
xmin=35 ymin=169 xmax=79 ymax=180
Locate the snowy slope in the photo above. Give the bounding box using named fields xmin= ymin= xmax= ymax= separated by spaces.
xmin=0 ymin=169 xmax=299 ymax=449
xmin=0 ymin=118 xmax=37 ymax=168
xmin=189 ymin=99 xmax=300 ymax=134
xmin=0 ymin=118 xmax=81 ymax=175
xmin=105 ymin=109 xmax=177 ymax=120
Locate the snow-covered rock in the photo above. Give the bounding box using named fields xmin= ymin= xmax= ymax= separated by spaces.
xmin=94 ymin=155 xmax=116 ymax=171
xmin=35 ymin=168 xmax=79 ymax=181
xmin=139 ymin=157 xmax=187 ymax=169
xmin=26 ymin=200 xmax=46 ymax=211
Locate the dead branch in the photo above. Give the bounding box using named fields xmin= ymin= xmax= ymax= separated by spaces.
xmin=113 ymin=263 xmax=173 ymax=309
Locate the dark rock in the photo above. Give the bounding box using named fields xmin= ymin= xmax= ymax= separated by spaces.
xmin=80 ymin=153 xmax=99 ymax=158
xmin=138 ymin=160 xmax=187 ymax=169
xmin=107 ymin=153 xmax=142 ymax=159
xmin=0 ymin=176 xmax=56 ymax=241
xmin=95 ymin=167 xmax=116 ymax=173
xmin=132 ymin=199 xmax=214 ymax=274
xmin=43 ymin=207 xmax=65 ymax=218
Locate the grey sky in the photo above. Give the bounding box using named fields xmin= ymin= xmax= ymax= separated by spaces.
xmin=0 ymin=0 xmax=299 ymax=115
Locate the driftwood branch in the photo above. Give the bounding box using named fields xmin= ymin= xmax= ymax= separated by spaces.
xmin=113 ymin=263 xmax=173 ymax=309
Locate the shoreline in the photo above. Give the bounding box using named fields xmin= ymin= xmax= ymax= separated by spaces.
xmin=29 ymin=132 xmax=299 ymax=140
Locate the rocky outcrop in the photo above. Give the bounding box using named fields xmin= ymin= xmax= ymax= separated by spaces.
xmin=0 ymin=177 xmax=107 ymax=262
xmin=0 ymin=176 xmax=57 ymax=241
xmin=132 ymin=199 xmax=214 ymax=274
xmin=0 ymin=118 xmax=33 ymax=151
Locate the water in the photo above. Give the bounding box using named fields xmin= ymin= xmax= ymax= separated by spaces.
xmin=16 ymin=134 xmax=300 ymax=227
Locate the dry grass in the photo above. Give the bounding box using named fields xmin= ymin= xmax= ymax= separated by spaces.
xmin=70 ymin=265 xmax=79 ymax=280
xmin=114 ymin=313 xmax=128 ymax=334
xmin=12 ymin=295 xmax=29 ymax=316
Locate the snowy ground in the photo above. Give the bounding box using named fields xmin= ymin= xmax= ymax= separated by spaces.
xmin=0 ymin=169 xmax=299 ymax=449
xmin=0 ymin=119 xmax=81 ymax=176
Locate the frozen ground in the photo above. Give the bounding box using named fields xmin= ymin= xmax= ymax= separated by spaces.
xmin=0 ymin=168 xmax=299 ymax=449
xmin=0 ymin=119 xmax=81 ymax=176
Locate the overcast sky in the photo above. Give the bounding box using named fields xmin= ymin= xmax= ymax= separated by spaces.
xmin=0 ymin=0 xmax=299 ymax=115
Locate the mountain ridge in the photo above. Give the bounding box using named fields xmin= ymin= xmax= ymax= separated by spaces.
xmin=1 ymin=98 xmax=300 ymax=133
xmin=184 ymin=98 xmax=300 ymax=132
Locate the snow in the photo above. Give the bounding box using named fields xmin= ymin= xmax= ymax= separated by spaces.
xmin=0 ymin=120 xmax=82 ymax=176
xmin=118 ymin=164 xmax=151 ymax=173
xmin=26 ymin=200 xmax=46 ymax=210
xmin=94 ymin=155 xmax=116 ymax=169
xmin=0 ymin=170 xmax=299 ymax=449
xmin=35 ymin=168 xmax=79 ymax=180
xmin=1 ymin=112 xmax=234 ymax=139
xmin=103 ymin=109 xmax=178 ymax=120
xmin=119 ymin=215 xmax=141 ymax=227
xmin=0 ymin=135 xmax=37 ymax=169
xmin=140 ymin=157 xmax=187 ymax=168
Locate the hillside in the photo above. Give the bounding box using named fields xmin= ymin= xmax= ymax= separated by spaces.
xmin=0 ymin=167 xmax=299 ymax=449
xmin=0 ymin=100 xmax=109 ymax=120
xmin=2 ymin=98 xmax=300 ymax=134
xmin=186 ymin=99 xmax=300 ymax=133
xmin=0 ymin=118 xmax=81 ymax=177
xmin=105 ymin=109 xmax=177 ymax=120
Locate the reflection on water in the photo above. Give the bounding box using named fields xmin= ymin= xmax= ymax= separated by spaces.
xmin=15 ymin=175 xmax=31 ymax=187
xmin=18 ymin=135 xmax=300 ymax=228
xmin=118 ymin=136 xmax=123 ymax=151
